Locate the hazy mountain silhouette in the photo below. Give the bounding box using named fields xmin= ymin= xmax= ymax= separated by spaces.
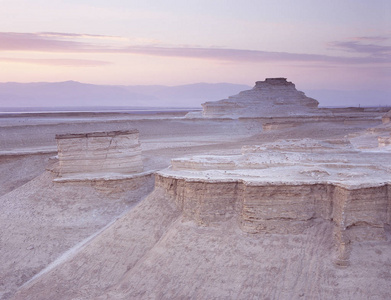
xmin=0 ymin=81 xmax=389 ymax=109
xmin=306 ymin=89 xmax=391 ymax=107
xmin=0 ymin=81 xmax=251 ymax=108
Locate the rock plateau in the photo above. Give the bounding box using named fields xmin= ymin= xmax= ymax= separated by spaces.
xmin=55 ymin=130 xmax=143 ymax=180
xmin=157 ymin=137 xmax=391 ymax=266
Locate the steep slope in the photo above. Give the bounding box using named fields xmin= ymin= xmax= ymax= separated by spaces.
xmin=12 ymin=186 xmax=391 ymax=300
xmin=12 ymin=188 xmax=181 ymax=300
xmin=0 ymin=154 xmax=51 ymax=197
xmin=0 ymin=171 xmax=153 ymax=300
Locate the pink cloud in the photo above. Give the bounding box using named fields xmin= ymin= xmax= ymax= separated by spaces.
xmin=1 ymin=32 xmax=390 ymax=65
xmin=38 ymin=32 xmax=121 ymax=39
xmin=352 ymin=36 xmax=389 ymax=42
xmin=329 ymin=35 xmax=391 ymax=59
xmin=330 ymin=41 xmax=391 ymax=57
xmin=0 ymin=32 xmax=92 ymax=52
xmin=0 ymin=57 xmax=111 ymax=67
xmin=114 ymin=46 xmax=391 ymax=64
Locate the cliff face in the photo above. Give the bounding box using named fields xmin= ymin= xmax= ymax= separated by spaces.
xmin=156 ymin=138 xmax=391 ymax=265
xmin=383 ymin=110 xmax=391 ymax=124
xmin=56 ymin=130 xmax=143 ymax=179
xmin=201 ymin=78 xmax=319 ymax=118
xmin=378 ymin=136 xmax=391 ymax=147
xmin=156 ymin=174 xmax=390 ymax=264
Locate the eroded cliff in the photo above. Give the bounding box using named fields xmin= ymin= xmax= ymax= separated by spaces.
xmin=156 ymin=139 xmax=391 ymax=266
xmin=55 ymin=130 xmax=143 ymax=180
xmin=201 ymin=78 xmax=319 ymax=118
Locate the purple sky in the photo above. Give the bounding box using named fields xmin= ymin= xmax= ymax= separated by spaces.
xmin=0 ymin=0 xmax=390 ymax=98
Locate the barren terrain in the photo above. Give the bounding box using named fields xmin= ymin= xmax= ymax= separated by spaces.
xmin=1 ymin=109 xmax=390 ymax=299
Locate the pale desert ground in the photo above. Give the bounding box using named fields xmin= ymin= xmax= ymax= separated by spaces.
xmin=0 ymin=108 xmax=390 ymax=300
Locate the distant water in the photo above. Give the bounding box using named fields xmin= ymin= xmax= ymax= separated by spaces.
xmin=319 ymin=105 xmax=389 ymax=108
xmin=0 ymin=106 xmax=201 ymax=115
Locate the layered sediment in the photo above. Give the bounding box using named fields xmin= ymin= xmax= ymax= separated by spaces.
xmin=378 ymin=133 xmax=391 ymax=147
xmin=383 ymin=110 xmax=391 ymax=124
xmin=191 ymin=78 xmax=389 ymax=123
xmin=156 ymin=139 xmax=391 ymax=265
xmin=201 ymin=78 xmax=319 ymax=118
xmin=56 ymin=130 xmax=143 ymax=180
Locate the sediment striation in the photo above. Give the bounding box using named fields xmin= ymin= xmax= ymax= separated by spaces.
xmin=188 ymin=78 xmax=389 ymax=122
xmin=55 ymin=130 xmax=143 ymax=179
xmin=156 ymin=139 xmax=391 ymax=266
xmin=383 ymin=110 xmax=391 ymax=124
xmin=378 ymin=135 xmax=391 ymax=147
xmin=201 ymin=78 xmax=319 ymax=118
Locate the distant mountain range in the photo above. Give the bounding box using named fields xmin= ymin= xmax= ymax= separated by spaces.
xmin=0 ymin=81 xmax=389 ymax=108
xmin=305 ymin=89 xmax=390 ymax=108
xmin=0 ymin=81 xmax=251 ymax=108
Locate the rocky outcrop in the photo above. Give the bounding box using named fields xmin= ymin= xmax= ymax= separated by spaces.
xmin=241 ymin=138 xmax=354 ymax=153
xmin=156 ymin=174 xmax=390 ymax=266
xmin=156 ymin=140 xmax=391 ymax=266
xmin=187 ymin=78 xmax=388 ymax=123
xmin=201 ymin=78 xmax=319 ymax=118
xmin=383 ymin=110 xmax=391 ymax=124
xmin=378 ymin=135 xmax=391 ymax=147
xmin=56 ymin=130 xmax=143 ymax=179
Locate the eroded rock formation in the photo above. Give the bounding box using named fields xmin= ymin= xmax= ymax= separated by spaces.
xmin=156 ymin=138 xmax=391 ymax=266
xmin=56 ymin=130 xmax=143 ymax=180
xmin=378 ymin=135 xmax=391 ymax=147
xmin=383 ymin=110 xmax=391 ymax=124
xmin=186 ymin=78 xmax=388 ymax=123
xmin=201 ymin=78 xmax=319 ymax=118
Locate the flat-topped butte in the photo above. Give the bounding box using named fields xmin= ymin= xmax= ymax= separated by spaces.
xmin=157 ymin=138 xmax=391 ymax=266
xmin=55 ymin=129 xmax=143 ymax=179
xmin=201 ymin=78 xmax=319 ymax=118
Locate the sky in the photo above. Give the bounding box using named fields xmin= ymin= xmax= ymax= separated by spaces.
xmin=0 ymin=0 xmax=390 ymax=95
